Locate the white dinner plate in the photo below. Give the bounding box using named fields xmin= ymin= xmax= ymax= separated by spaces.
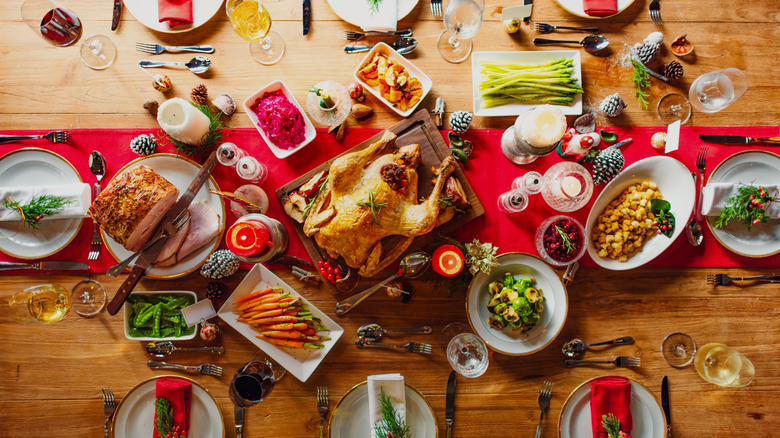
xmin=124 ymin=0 xmax=224 ymax=33
xmin=705 ymin=150 xmax=780 ymax=257
xmin=326 ymin=0 xmax=419 ymax=27
xmin=103 ymin=154 xmax=225 ymax=279
xmin=585 ymin=156 xmax=695 ymax=270
xmin=466 ymin=252 xmax=568 ymax=356
xmin=111 ymin=376 xmax=224 ymax=438
xmin=471 ymin=50 xmax=582 ymax=117
xmin=0 ymin=149 xmax=84 ymax=259
xmin=329 ymin=382 xmax=438 ymax=438
xmin=553 ymin=0 xmax=637 ymax=19
xmin=558 ymin=376 xmax=666 ymax=438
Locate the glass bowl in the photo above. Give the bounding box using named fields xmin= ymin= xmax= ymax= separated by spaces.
xmin=535 ymin=215 xmax=587 ymax=267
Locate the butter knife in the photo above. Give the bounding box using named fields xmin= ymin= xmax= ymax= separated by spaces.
xmin=445 ymin=370 xmax=457 ymax=438
xmin=302 ymin=0 xmax=311 ymax=35
xmin=662 ymin=376 xmax=671 ymax=438
xmin=0 ymin=261 xmax=89 ymax=271
xmin=699 ymin=134 xmax=780 ymax=145
xmin=111 ymin=0 xmax=122 ymax=31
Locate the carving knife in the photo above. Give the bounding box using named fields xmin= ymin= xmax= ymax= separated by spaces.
xmin=106 ymin=150 xmax=219 ymax=315
xmin=699 ymin=134 xmax=780 ymax=145
xmin=111 ymin=0 xmax=122 ymax=31
xmin=302 ymin=0 xmax=311 ymax=35
xmin=662 ymin=376 xmax=671 ymax=438
xmin=0 ymin=261 xmax=89 ymax=271
xmin=445 ymin=370 xmax=457 ymax=438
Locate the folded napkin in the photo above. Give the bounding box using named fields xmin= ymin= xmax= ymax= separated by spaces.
xmin=0 ymin=184 xmax=90 ymax=222
xmin=153 ymin=378 xmax=192 ymax=438
xmin=583 ymin=0 xmax=617 ymax=17
xmin=590 ymin=376 xmax=632 ymax=438
xmin=702 ymin=183 xmax=780 ymax=217
xmin=368 ymin=373 xmax=406 ymax=438
xmin=159 ymin=0 xmax=193 ymax=27
xmin=362 ymin=0 xmax=397 ymax=33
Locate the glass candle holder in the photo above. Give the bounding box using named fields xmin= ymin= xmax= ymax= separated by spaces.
xmin=497 ymin=188 xmax=529 ymax=214
xmin=236 ymin=156 xmax=268 ymax=183
xmin=541 ymin=162 xmax=593 ymax=212
xmin=501 ymin=106 xmax=567 ymax=165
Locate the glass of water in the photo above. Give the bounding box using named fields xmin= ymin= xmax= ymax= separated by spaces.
xmin=688 ymin=68 xmax=748 ymax=113
xmin=437 ymin=0 xmax=485 ymax=63
xmin=446 ymin=332 xmax=489 ymax=378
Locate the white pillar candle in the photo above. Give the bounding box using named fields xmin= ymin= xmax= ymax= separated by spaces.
xmin=157 ymin=97 xmax=211 ymax=145
xmin=519 ymin=105 xmax=567 ymax=150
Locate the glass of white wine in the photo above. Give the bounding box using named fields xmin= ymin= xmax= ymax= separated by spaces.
xmin=437 ymin=0 xmax=485 ymax=63
xmin=694 ymin=343 xmax=754 ymax=388
xmin=8 ymin=284 xmax=71 ymax=324
xmin=226 ymin=0 xmax=284 ymax=65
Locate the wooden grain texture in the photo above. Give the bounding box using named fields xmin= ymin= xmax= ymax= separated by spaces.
xmin=1 ymin=0 xmax=779 ymax=437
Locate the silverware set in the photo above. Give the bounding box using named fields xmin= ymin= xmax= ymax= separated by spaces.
xmin=694 ymin=146 xmax=709 ymax=223
xmin=147 ymin=360 xmax=223 ymax=377
xmin=145 ymin=340 xmax=226 ymax=357
xmin=88 ymin=150 xmax=106 ymax=261
xmin=430 ymin=0 xmax=442 ymax=17
xmin=136 ymin=42 xmax=215 ymax=54
xmin=355 ymin=338 xmax=432 ymax=354
xmin=562 ymin=336 xmax=635 ymax=357
xmin=337 ymin=28 xmax=413 ymax=41
xmin=101 ymin=388 xmax=117 ymax=438
xmin=565 ymin=356 xmax=641 ymax=368
xmin=0 ymin=130 xmax=70 ymax=145
xmin=707 ymin=273 xmax=780 ymax=286
xmin=316 ymin=386 xmax=329 ymax=438
xmin=529 ymin=22 xmax=600 ymax=34
xmin=534 ymin=381 xmax=553 ymax=438
xmin=649 ymin=0 xmax=663 ymax=25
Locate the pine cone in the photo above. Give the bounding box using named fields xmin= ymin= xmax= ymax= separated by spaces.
xmin=449 ymin=110 xmax=473 ymax=134
xmin=635 ymin=42 xmax=660 ymax=64
xmin=599 ymin=94 xmax=627 ymax=117
xmin=129 ymin=134 xmax=157 ymax=156
xmin=592 ymin=145 xmax=625 ymax=185
xmin=201 ymin=250 xmax=239 ymax=279
xmin=191 ymin=84 xmax=208 ymax=105
xmin=664 ymin=60 xmax=684 ymax=80
xmin=204 ymin=281 xmax=227 ymax=300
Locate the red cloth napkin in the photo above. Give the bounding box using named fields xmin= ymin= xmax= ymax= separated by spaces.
xmin=153 ymin=378 xmax=192 ymax=438
xmin=583 ymin=0 xmax=617 ymax=17
xmin=158 ymin=0 xmax=193 ymax=26
xmin=590 ymin=376 xmax=632 ymax=437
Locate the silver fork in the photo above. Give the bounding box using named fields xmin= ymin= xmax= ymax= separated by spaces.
xmin=355 ymin=338 xmax=432 ymax=354
xmin=535 ymin=381 xmax=553 ymax=438
xmin=649 ymin=0 xmax=662 ymax=25
xmin=337 ymin=28 xmax=413 ymax=41
xmin=431 ymin=0 xmax=442 ymax=17
xmin=316 ymin=386 xmax=329 ymax=438
xmin=695 ymin=146 xmax=709 ymax=222
xmin=135 ymin=42 xmax=215 ymax=54
xmin=147 ymin=360 xmax=224 ymax=377
xmin=564 ymin=356 xmax=641 ymax=367
xmin=706 ymin=273 xmax=780 ymax=286
xmin=0 ymin=130 xmax=70 ymax=145
xmin=529 ymin=22 xmax=600 ymax=34
xmin=102 ymin=388 xmax=117 ymax=438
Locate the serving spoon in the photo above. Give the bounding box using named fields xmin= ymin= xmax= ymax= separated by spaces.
xmin=145 ymin=341 xmax=225 ymax=357
xmin=357 ymin=323 xmax=433 ymax=340
xmin=562 ymin=336 xmax=634 ymax=357
xmin=532 ymin=35 xmax=610 ymax=53
xmin=139 ymin=56 xmax=212 ymax=74
xmin=343 ymin=37 xmax=419 ymax=55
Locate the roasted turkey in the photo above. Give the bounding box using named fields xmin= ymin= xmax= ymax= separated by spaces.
xmin=303 ymin=131 xmax=457 ymax=278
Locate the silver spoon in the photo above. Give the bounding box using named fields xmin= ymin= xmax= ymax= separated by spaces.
xmin=145 ymin=341 xmax=225 ymax=357
xmin=343 ymin=37 xmax=419 ymax=55
xmin=533 ymin=35 xmax=610 ymax=53
xmin=562 ymin=336 xmax=634 ymax=357
xmin=686 ymin=172 xmax=704 ymax=246
xmin=357 ymin=323 xmax=433 ymax=340
xmin=139 ymin=56 xmax=212 ymax=74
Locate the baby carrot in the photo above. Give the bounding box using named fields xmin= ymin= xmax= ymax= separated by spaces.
xmin=260 ymin=330 xmax=308 ymax=339
xmin=233 ymin=288 xmax=275 ymax=305
xmin=257 ymin=336 xmax=305 ymax=348
xmin=255 ymin=322 xmax=310 ymax=331
xmin=246 ymin=307 xmax=294 ymax=321
xmin=249 ymin=315 xmax=313 ymax=325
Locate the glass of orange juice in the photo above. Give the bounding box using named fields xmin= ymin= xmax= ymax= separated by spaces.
xmin=226 ymin=0 xmax=284 ymax=65
xmin=8 ymin=284 xmax=71 ymax=324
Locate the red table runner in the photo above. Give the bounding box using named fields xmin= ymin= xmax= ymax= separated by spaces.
xmin=1 ymin=125 xmax=779 ymax=272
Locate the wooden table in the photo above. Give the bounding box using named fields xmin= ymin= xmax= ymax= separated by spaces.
xmin=1 ymin=1 xmax=778 ymax=437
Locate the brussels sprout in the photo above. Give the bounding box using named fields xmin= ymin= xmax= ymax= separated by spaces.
xmin=509 ymin=319 xmax=523 ymax=330
xmin=524 ymin=288 xmax=541 ymax=303
xmin=499 ymin=288 xmax=519 ymax=304
xmin=504 ymin=307 xmax=520 ymax=323
xmin=511 ymin=297 xmax=532 ymax=316
xmin=489 ymin=281 xmax=503 ymax=296
xmin=503 ymin=273 xmax=515 ymax=288
xmin=489 ymin=314 xmax=507 ymax=330
xmin=487 ymin=294 xmax=502 ymax=309
xmin=494 ymin=303 xmax=509 ymax=316
xmin=520 ymin=323 xmax=534 ymax=333
xmin=522 ymin=312 xmax=540 ymax=324
xmin=534 ymin=303 xmax=544 ymax=314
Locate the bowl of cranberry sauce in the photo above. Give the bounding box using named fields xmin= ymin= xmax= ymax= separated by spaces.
xmin=535 ymin=215 xmax=587 ymax=267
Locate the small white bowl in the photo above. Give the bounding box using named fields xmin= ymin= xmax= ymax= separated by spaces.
xmin=354 ymin=42 xmax=432 ymax=117
xmin=243 ymin=80 xmax=317 ymax=159
xmin=124 ymin=290 xmax=198 ymax=341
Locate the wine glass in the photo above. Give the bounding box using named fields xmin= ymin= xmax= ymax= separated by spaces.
xmin=8 ymin=284 xmax=71 ymax=324
xmin=688 ymin=68 xmax=748 ymax=113
xmin=446 ymin=332 xmax=489 ymax=378
xmin=656 ymin=93 xmax=691 ymax=125
xmin=70 ymin=279 xmax=106 ymax=317
xmin=229 ymin=358 xmax=279 ymax=437
xmin=21 ymin=0 xmax=82 ymax=47
xmin=226 ymin=0 xmax=284 ymax=65
xmin=437 ymin=0 xmax=485 ymax=63
xmin=693 ymin=343 xmax=754 ymax=387
xmin=662 ymin=332 xmax=697 ymax=368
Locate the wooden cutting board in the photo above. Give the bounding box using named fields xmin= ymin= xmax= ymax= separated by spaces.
xmin=276 ymin=109 xmax=485 ymax=284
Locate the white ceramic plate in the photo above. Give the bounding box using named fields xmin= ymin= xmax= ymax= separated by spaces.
xmin=705 ymin=150 xmax=780 ymax=257
xmin=329 ymin=382 xmax=438 ymax=438
xmin=326 ymin=0 xmax=419 ymax=27
xmin=585 ymin=156 xmax=695 ymax=271
xmin=354 ymin=42 xmax=433 ymax=117
xmin=471 ymin=50 xmax=582 ymax=117
xmin=0 ymin=149 xmax=83 ymax=259
xmin=553 ymin=0 xmax=637 ymax=19
xmin=111 ymin=376 xmax=224 ymax=438
xmin=123 ymin=291 xmax=198 ymax=341
xmin=558 ymin=376 xmax=665 ymax=438
xmin=102 ymin=154 xmax=225 ymax=279
xmin=466 ymin=252 xmax=568 ymax=356
xmin=124 ymin=0 xmax=224 ymax=33
xmin=217 ymin=264 xmax=344 ymax=382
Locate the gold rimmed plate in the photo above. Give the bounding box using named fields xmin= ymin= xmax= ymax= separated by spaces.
xmin=553 ymin=0 xmax=637 ymax=19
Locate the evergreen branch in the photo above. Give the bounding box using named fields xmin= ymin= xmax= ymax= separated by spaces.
xmin=601 ymin=413 xmax=621 ymax=438
xmin=373 ymin=388 xmax=411 ymax=438
xmin=715 ymin=183 xmax=777 ymax=230
xmin=2 ymin=195 xmax=74 ymax=229
xmin=367 ymin=0 xmax=382 ymax=14
xmin=154 ymin=397 xmax=174 ymax=437
xmin=554 ymin=225 xmax=576 ymax=254
xmin=629 ymin=59 xmax=651 ymax=109
xmin=159 ymin=103 xmax=229 ymax=161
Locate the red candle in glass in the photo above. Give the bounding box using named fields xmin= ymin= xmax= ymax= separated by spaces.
xmin=226 ymin=220 xmax=272 ymax=258
xmin=432 ymin=244 xmax=465 ymax=277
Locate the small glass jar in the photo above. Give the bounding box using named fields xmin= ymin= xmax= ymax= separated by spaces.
xmin=217 ymin=142 xmax=246 ymax=167
xmin=535 ymin=215 xmax=587 ymax=267
xmin=541 ymin=162 xmax=593 ymax=212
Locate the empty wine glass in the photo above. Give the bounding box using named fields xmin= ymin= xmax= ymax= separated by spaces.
xmin=226 ymin=0 xmax=284 ymax=65
xmin=662 ymin=332 xmax=697 ymax=368
xmin=70 ymin=279 xmax=106 ymax=317
xmin=688 ymin=68 xmax=748 ymax=113
xmin=446 ymin=332 xmax=489 ymax=378
xmin=656 ymin=93 xmax=691 ymax=125
xmin=437 ymin=0 xmax=485 ymax=63
xmin=21 ymin=0 xmax=82 ymax=47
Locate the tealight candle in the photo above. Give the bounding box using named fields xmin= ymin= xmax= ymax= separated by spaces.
xmin=541 ymin=162 xmax=593 ymax=212
xmin=501 ymin=105 xmax=567 ymax=165
xmin=157 ymin=97 xmax=211 ymax=145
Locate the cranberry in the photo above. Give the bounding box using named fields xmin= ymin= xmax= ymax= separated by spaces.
xmin=333 ymin=268 xmax=341 ymax=276
xmin=328 ymin=274 xmax=335 ymax=282
xmin=326 ymin=266 xmax=334 ymax=274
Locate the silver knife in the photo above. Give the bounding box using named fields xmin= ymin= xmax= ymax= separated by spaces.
xmin=699 ymin=134 xmax=780 ymax=145
xmin=501 ymin=0 xmax=533 ymax=24
xmin=111 ymin=0 xmax=122 ymax=31
xmin=0 ymin=261 xmax=89 ymax=271
xmin=662 ymin=376 xmax=671 ymax=438
xmin=445 ymin=370 xmax=457 ymax=438
xmin=302 ymin=0 xmax=311 ymax=35
xmin=235 ymin=405 xmax=244 ymax=438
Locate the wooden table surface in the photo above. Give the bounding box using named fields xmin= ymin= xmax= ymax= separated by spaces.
xmin=1 ymin=1 xmax=778 ymax=437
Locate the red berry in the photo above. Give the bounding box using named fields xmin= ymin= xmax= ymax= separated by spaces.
xmin=750 ymin=195 xmax=755 ymax=199
xmin=326 ymin=266 xmax=334 ymax=274
xmin=173 ymin=433 xmax=179 ymax=438
xmin=328 ymin=274 xmax=335 ymax=282
xmin=166 ymin=434 xmax=171 ymax=438
xmin=319 ymin=268 xmax=327 ymax=276
xmin=323 ymin=260 xmax=331 ymax=268
xmin=758 ymin=203 xmax=764 ymax=209
xmin=579 ymin=135 xmax=594 ymax=147
xmin=752 ymin=199 xmax=759 ymax=205
xmin=753 ymin=219 xmax=761 ymax=225
xmin=317 ymin=260 xmax=324 ymax=267
xmin=336 ymin=274 xmax=343 ymax=280
xmin=333 ymin=268 xmax=341 ymax=276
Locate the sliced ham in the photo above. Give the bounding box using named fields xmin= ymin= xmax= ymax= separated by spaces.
xmin=154 ymin=218 xmax=190 ymax=265
xmin=176 ymin=202 xmax=220 ymax=262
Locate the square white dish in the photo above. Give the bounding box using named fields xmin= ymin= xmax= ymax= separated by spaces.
xmin=243 ymin=80 xmax=317 ymax=159
xmin=218 ymin=264 xmax=344 ymax=382
xmin=471 ymin=50 xmax=582 ymax=117
xmin=354 ymin=42 xmax=433 ymax=117
xmin=124 ymin=291 xmax=198 ymax=341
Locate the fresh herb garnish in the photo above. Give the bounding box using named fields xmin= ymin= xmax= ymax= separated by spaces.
xmin=716 ymin=183 xmax=777 ymax=230
xmin=2 ymin=195 xmax=74 ymax=229
xmin=302 ymin=175 xmax=330 ymax=220
xmin=601 ymin=413 xmax=624 ymax=438
xmin=650 ymin=198 xmax=675 ymax=237
xmin=160 ymin=103 xmax=228 ymax=160
xmin=554 ymin=225 xmax=576 ymax=254
xmin=154 ymin=397 xmax=174 ymax=438
xmin=629 ymin=59 xmax=651 ymax=109
xmin=356 ymin=190 xmax=388 ymax=227
xmin=367 ymin=0 xmax=383 ymax=14
xmin=373 ymin=388 xmax=411 ymax=438
xmin=437 ymin=196 xmax=464 ymax=213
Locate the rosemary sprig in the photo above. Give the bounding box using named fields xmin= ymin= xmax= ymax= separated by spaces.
xmin=367 ymin=0 xmax=383 ymax=14
xmin=629 ymin=59 xmax=651 ymax=109
xmin=554 ymin=225 xmax=575 ymax=254
xmin=715 ymin=183 xmax=777 ymax=230
xmin=159 ymin=103 xmax=228 ymax=160
xmin=303 ymin=175 xmax=330 ymax=220
xmin=437 ymin=196 xmax=464 ymax=213
xmin=2 ymin=195 xmax=74 ymax=229
xmin=373 ymin=388 xmax=411 ymax=438
xmin=356 ymin=190 xmax=388 ymax=227
xmin=154 ymin=397 xmax=174 ymax=438
xmin=601 ymin=413 xmax=622 ymax=438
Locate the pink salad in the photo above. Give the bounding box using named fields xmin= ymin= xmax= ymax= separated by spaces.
xmin=250 ymin=91 xmax=306 ymax=150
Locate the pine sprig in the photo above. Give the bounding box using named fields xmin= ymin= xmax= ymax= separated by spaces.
xmin=2 ymin=195 xmax=74 ymax=229
xmin=715 ymin=183 xmax=777 ymax=230
xmin=367 ymin=0 xmax=383 ymax=14
xmin=159 ymin=103 xmax=228 ymax=161
xmin=373 ymin=388 xmax=411 ymax=438
xmin=356 ymin=190 xmax=388 ymax=227
xmin=154 ymin=397 xmax=174 ymax=437
xmin=629 ymin=59 xmax=651 ymax=109
xmin=601 ymin=413 xmax=622 ymax=438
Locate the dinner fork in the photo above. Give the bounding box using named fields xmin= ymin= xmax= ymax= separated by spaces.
xmin=431 ymin=0 xmax=442 ymax=17
xmin=316 ymin=386 xmax=329 ymax=438
xmin=695 ymin=146 xmax=709 ymax=222
xmin=529 ymin=22 xmax=600 ymax=34
xmin=649 ymin=0 xmax=662 ymax=25
xmin=355 ymin=339 xmax=432 ymax=354
xmin=706 ymin=273 xmax=780 ymax=286
xmin=147 ymin=360 xmax=224 ymax=377
xmin=135 ymin=42 xmax=215 ymax=54
xmin=0 ymin=130 xmax=70 ymax=145
xmin=535 ymin=381 xmax=553 ymax=438
xmin=102 ymin=388 xmax=117 ymax=438
xmin=337 ymin=28 xmax=413 ymax=41
xmin=564 ymin=356 xmax=641 ymax=367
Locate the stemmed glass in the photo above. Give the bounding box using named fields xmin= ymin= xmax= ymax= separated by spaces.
xmin=21 ymin=0 xmax=82 ymax=47
xmin=663 ymin=332 xmax=754 ymax=387
xmin=226 ymin=0 xmax=284 ymax=65
xmin=229 ymin=358 xmax=280 ymax=437
xmin=662 ymin=332 xmax=697 ymax=368
xmin=441 ymin=323 xmax=489 ymax=378
xmin=70 ymin=279 xmax=106 ymax=317
xmin=437 ymin=0 xmax=485 ymax=63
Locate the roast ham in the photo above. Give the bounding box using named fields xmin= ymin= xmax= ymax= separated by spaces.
xmin=175 ymin=202 xmax=220 ymax=262
xmin=154 ymin=218 xmax=191 ymax=266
